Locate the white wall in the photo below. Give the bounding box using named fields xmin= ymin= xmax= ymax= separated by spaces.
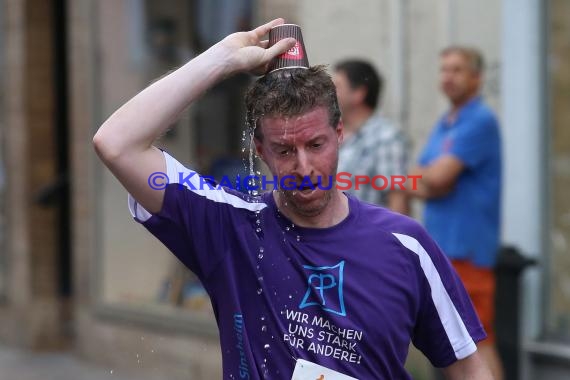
xmin=299 ymin=0 xmax=501 ymax=161
xmin=299 ymin=0 xmax=399 ymax=124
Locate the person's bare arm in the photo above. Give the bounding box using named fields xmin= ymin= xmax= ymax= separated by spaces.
xmin=407 ymin=155 xmax=464 ymax=200
xmin=93 ymin=19 xmax=295 ymax=213
xmin=442 ymin=351 xmax=494 ymax=380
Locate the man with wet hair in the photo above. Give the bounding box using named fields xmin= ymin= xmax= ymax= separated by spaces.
xmin=94 ymin=20 xmax=493 ymax=379
xmin=333 ymin=60 xmax=409 ymax=214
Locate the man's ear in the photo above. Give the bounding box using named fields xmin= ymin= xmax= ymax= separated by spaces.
xmin=254 ymin=137 xmax=264 ymax=159
xmin=472 ymin=72 xmax=483 ymax=91
xmin=336 ymin=119 xmax=344 ymax=145
xmin=354 ymin=86 xmax=367 ymax=104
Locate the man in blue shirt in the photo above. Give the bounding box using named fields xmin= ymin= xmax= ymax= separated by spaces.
xmin=408 ymin=46 xmax=503 ymax=380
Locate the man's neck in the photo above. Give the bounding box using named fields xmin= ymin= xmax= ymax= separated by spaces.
xmin=273 ymin=190 xmax=349 ymax=229
xmin=449 ymin=93 xmax=479 ymax=118
xmin=342 ymin=107 xmax=374 ymax=135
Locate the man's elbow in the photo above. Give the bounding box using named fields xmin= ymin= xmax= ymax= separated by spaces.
xmin=423 ymin=174 xmax=455 ymax=196
xmin=443 ymin=351 xmax=494 ymax=380
xmin=426 ymin=173 xmax=452 ymax=190
xmin=92 ymin=128 xmax=123 ymax=163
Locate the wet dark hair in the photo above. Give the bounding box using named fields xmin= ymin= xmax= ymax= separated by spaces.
xmin=245 ymin=65 xmax=341 ymax=141
xmin=333 ymin=59 xmax=382 ymax=109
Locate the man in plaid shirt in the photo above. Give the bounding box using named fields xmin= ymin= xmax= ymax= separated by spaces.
xmin=333 ymin=60 xmax=410 ymax=214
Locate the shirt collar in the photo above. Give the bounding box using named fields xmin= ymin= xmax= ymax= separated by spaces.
xmin=443 ymin=95 xmax=482 ymax=127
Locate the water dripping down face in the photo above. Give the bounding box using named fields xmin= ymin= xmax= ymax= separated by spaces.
xmin=254 ymin=107 xmax=342 ymax=219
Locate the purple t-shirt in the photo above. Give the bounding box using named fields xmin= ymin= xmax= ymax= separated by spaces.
xmin=128 ymin=152 xmax=485 ymax=379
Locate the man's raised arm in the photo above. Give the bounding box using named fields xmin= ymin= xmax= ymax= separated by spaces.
xmin=92 ymin=18 xmax=295 ymax=214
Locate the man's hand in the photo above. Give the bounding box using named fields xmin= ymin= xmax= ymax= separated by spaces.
xmin=211 ymin=18 xmax=297 ymax=76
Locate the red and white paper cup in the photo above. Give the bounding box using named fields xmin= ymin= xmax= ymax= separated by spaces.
xmin=266 ymin=24 xmax=309 ymax=74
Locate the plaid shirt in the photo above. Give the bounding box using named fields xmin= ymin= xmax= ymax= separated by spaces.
xmin=338 ymin=113 xmax=409 ymax=206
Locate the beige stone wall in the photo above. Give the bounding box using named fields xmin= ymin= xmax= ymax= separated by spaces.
xmin=0 ymin=0 xmax=64 ymax=350
xmin=69 ymin=0 xmax=222 ymax=377
xmin=256 ymin=0 xmax=299 ymax=25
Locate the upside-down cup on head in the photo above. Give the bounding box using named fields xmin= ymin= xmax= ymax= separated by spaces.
xmin=266 ymin=24 xmax=310 ymax=74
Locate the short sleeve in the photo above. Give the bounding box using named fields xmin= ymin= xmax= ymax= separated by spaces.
xmin=127 ymin=151 xmax=267 ymax=280
xmin=417 ymin=145 xmax=430 ymax=167
xmin=448 ymin=114 xmax=499 ymax=169
xmin=393 ymin=230 xmax=486 ymax=368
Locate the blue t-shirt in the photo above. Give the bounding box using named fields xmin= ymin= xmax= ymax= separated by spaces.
xmin=418 ymin=96 xmax=501 ymax=268
xmin=128 ymin=151 xmax=485 ymax=379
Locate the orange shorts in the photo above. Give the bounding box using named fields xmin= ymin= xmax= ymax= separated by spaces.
xmin=451 ymin=259 xmax=496 ymax=344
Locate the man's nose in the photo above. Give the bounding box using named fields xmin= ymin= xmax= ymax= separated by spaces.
xmin=293 ymin=149 xmax=313 ymax=177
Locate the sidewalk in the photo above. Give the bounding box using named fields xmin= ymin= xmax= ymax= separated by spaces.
xmin=0 ymin=344 xmax=158 ymax=380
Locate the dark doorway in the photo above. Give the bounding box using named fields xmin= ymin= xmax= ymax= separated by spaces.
xmin=53 ymin=0 xmax=71 ymax=302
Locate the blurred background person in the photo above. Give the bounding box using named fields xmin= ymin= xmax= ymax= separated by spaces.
xmin=407 ymin=46 xmax=503 ymax=380
xmin=333 ymin=59 xmax=410 ymax=214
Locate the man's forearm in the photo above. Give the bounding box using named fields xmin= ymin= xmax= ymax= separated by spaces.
xmin=443 ymin=351 xmax=494 ymax=380
xmin=407 ymin=166 xmax=453 ymax=199
xmin=93 ymin=47 xmax=231 ymax=159
xmin=407 ymin=167 xmax=431 ymax=199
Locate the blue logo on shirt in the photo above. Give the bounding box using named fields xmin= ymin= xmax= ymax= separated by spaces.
xmin=299 ymin=261 xmax=346 ymax=316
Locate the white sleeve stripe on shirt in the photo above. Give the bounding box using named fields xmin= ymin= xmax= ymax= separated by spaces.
xmin=128 ymin=151 xmax=267 ymax=222
xmin=392 ymin=232 xmax=477 ymax=360
xmin=128 ymin=193 xmax=152 ymax=222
